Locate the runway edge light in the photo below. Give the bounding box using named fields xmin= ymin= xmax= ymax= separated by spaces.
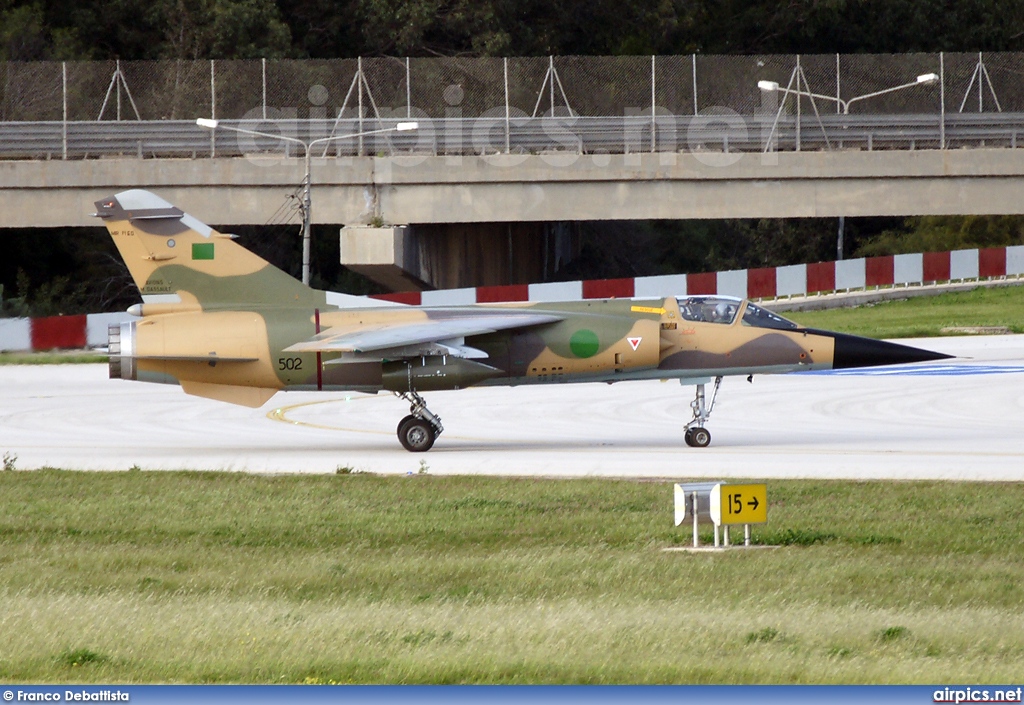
xmin=673 ymin=482 xmax=722 ymax=527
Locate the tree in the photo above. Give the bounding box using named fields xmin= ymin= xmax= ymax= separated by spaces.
xmin=27 ymin=0 xmax=292 ymax=60
xmin=275 ymin=0 xmax=361 ymax=58
xmin=857 ymin=216 xmax=1024 ymax=257
xmin=352 ymin=0 xmax=698 ymax=57
xmin=0 ymin=2 xmax=49 ymax=59
xmin=5 ymin=0 xmax=1024 ymax=60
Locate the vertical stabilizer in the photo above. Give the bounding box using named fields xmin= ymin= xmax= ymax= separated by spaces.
xmin=95 ymin=190 xmax=319 ymax=310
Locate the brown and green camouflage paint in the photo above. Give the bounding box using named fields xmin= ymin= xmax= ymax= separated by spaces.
xmin=96 ymin=190 xmax=843 ymax=409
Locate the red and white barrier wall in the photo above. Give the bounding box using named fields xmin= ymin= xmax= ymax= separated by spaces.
xmin=370 ymin=246 xmax=1024 ymax=306
xmin=0 ymin=312 xmax=133 ymax=353
xmin=3 ymin=246 xmax=1022 ymax=352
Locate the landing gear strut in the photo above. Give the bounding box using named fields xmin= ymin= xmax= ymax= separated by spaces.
xmin=394 ymin=390 xmax=444 ymax=452
xmin=684 ymin=376 xmax=722 ymax=448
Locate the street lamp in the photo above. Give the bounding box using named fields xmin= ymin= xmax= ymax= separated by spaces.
xmin=757 ymin=73 xmax=939 ymax=114
xmin=196 ymin=117 xmax=418 ymax=286
xmin=758 ymin=73 xmax=938 ymax=260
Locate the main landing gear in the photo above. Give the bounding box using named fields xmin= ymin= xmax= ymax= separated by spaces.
xmin=394 ymin=390 xmax=444 ymax=452
xmin=684 ymin=376 xmax=722 ymax=448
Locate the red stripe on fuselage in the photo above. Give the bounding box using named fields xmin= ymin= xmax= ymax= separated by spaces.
xmin=314 ymin=308 xmax=323 ymax=391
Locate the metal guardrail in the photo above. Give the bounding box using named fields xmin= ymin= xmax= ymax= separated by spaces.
xmin=1 ymin=113 xmax=1022 ymax=160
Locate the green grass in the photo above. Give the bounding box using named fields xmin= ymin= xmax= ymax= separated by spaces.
xmin=0 ymin=351 xmax=106 ymax=365
xmin=785 ymin=283 xmax=1024 ymax=338
xmin=1 ymin=470 xmax=1023 ymax=683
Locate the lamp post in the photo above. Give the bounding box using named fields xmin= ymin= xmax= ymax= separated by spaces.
xmin=757 ymin=73 xmax=939 ymax=114
xmin=196 ymin=117 xmax=418 ymax=286
xmin=757 ymin=73 xmax=938 ymax=259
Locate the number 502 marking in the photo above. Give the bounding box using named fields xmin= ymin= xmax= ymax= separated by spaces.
xmin=278 ymin=357 xmax=303 ymax=371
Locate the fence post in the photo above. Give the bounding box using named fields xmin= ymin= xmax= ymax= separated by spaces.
xmin=692 ymin=54 xmax=698 ymax=115
xmin=940 ymin=52 xmax=946 ymax=149
xmin=650 ymin=55 xmax=656 ymax=152
xmin=504 ymin=57 xmax=510 ymax=153
xmin=978 ymin=51 xmax=983 ymax=112
xmin=795 ymin=54 xmax=801 ymax=152
xmin=262 ymin=58 xmax=267 ymax=120
xmin=357 ymin=56 xmax=364 ymax=155
xmin=835 ymin=54 xmax=841 ymax=114
xmin=406 ymin=57 xmax=411 ymax=119
xmin=210 ymin=59 xmax=216 ymax=157
xmin=61 ymin=62 xmax=67 ymax=160
xmin=549 ymin=56 xmax=555 ymax=115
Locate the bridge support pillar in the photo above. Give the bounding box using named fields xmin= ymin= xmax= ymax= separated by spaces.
xmin=340 ymin=222 xmax=579 ymax=292
xmin=340 ymin=225 xmax=427 ymax=291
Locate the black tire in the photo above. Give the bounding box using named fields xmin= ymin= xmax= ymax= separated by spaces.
xmin=399 ymin=417 xmax=436 ymax=452
xmin=690 ymin=427 xmax=711 ymax=448
xmin=684 ymin=428 xmax=695 ymax=447
xmin=397 ymin=414 xmax=417 ymax=438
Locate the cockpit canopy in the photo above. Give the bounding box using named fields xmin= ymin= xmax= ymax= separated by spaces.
xmin=675 ymin=296 xmax=799 ymax=330
xmin=741 ymin=302 xmax=799 ymax=330
xmin=677 ymin=296 xmax=740 ymax=324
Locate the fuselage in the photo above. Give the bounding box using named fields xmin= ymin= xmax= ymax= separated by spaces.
xmin=96 ymin=188 xmax=952 ymax=451
xmin=110 ymin=295 xmax=845 ymax=401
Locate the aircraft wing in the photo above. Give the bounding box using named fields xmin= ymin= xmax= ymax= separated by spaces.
xmin=285 ymin=310 xmax=563 ymax=357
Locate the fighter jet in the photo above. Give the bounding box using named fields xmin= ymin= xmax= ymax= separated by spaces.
xmin=95 ymin=189 xmax=951 ymax=452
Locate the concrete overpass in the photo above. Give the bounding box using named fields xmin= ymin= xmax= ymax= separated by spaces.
xmin=6 ymin=148 xmax=1024 ymax=227
xmin=3 ymin=147 xmax=1024 ymax=289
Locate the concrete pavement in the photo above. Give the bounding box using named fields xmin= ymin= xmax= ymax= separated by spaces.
xmin=1 ymin=335 xmax=1021 ymax=480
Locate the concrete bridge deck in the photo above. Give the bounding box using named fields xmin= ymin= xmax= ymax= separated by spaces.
xmin=2 ymin=147 xmax=1024 ymax=229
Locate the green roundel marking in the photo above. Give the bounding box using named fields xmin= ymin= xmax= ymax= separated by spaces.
xmin=569 ymin=329 xmax=600 ymax=358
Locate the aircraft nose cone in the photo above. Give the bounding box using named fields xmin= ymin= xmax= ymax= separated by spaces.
xmin=808 ymin=330 xmax=954 ymax=369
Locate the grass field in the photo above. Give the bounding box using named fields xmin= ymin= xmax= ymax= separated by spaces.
xmin=784 ymin=283 xmax=1024 ymax=338
xmin=0 ymin=352 xmax=106 ymax=365
xmin=1 ymin=470 xmax=1022 ymax=684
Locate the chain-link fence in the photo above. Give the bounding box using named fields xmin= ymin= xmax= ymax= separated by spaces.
xmin=0 ymin=53 xmax=1022 ymax=158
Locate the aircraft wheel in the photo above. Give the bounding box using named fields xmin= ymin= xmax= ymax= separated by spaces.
xmin=684 ymin=428 xmax=695 ymax=447
xmin=399 ymin=417 xmax=436 ymax=452
xmin=690 ymin=427 xmax=711 ymax=448
xmin=397 ymin=414 xmax=417 ymax=438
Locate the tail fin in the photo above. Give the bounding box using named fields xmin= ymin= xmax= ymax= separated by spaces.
xmin=95 ymin=189 xmax=317 ymax=310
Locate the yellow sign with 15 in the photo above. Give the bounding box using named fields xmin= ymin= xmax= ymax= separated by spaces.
xmin=709 ymin=483 xmax=767 ymax=525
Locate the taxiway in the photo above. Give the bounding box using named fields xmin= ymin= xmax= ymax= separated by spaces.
xmin=1 ymin=335 xmax=1022 ymax=480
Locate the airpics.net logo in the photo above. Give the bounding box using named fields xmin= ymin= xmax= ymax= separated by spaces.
xmin=934 ymin=686 xmax=1023 ymax=703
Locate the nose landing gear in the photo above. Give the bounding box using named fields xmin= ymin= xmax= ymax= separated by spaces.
xmin=684 ymin=376 xmax=722 ymax=448
xmin=395 ymin=390 xmax=444 ymax=452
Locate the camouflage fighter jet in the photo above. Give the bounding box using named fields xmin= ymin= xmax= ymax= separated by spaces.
xmin=96 ymin=189 xmax=952 ymax=452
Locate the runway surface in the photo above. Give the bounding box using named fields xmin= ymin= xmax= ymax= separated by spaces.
xmin=2 ymin=335 xmax=1022 ymax=480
